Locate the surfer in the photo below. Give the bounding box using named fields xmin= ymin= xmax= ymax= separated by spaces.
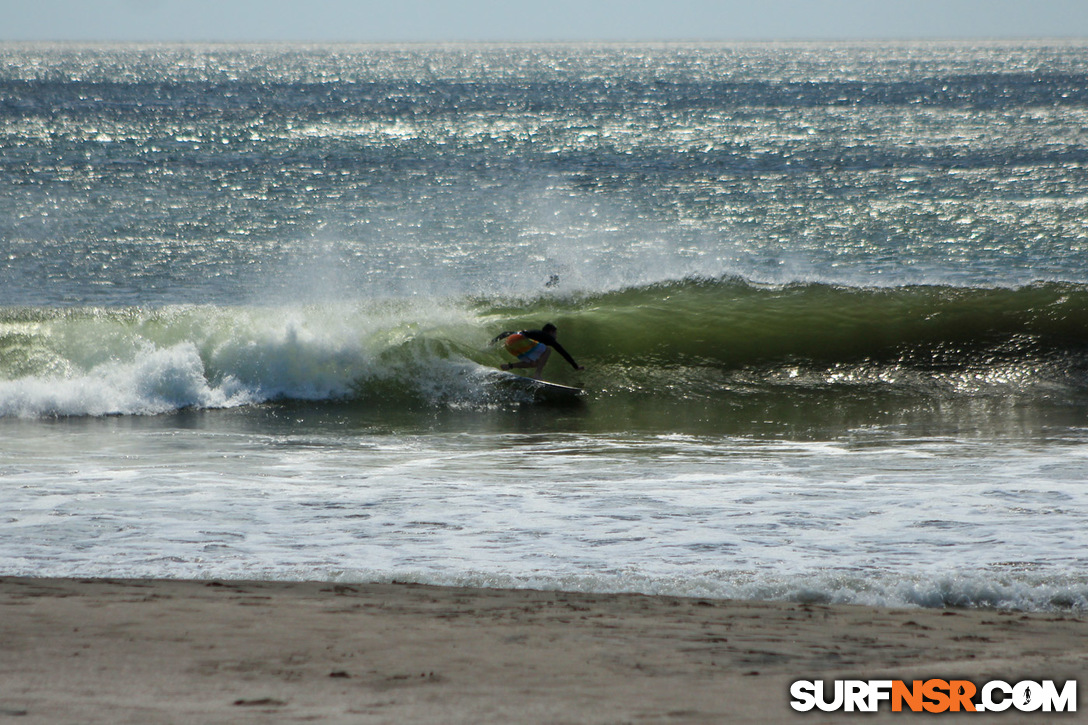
xmin=493 ymin=323 xmax=585 ymax=380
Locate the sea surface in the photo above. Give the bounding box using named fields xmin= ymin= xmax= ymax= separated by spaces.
xmin=2 ymin=41 xmax=1088 ymax=609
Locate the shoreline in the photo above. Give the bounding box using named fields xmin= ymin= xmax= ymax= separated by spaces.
xmin=1 ymin=577 xmax=1085 ymax=723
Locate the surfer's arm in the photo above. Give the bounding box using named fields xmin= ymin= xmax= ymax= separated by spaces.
xmin=550 ymin=342 xmax=581 ymax=370
xmin=524 ymin=331 xmax=581 ymax=369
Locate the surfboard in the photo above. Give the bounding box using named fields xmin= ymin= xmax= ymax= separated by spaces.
xmin=492 ymin=369 xmax=585 ymax=402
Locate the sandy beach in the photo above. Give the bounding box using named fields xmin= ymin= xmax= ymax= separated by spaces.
xmin=0 ymin=578 xmax=1083 ymax=723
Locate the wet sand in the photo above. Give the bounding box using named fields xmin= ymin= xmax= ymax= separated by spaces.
xmin=0 ymin=577 xmax=1084 ymax=723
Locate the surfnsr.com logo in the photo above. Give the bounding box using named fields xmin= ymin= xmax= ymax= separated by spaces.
xmin=790 ymin=679 xmax=1077 ymax=713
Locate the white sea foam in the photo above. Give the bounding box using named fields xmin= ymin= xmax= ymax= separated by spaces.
xmin=3 ymin=426 xmax=1086 ymax=611
xmin=0 ymin=343 xmax=256 ymax=417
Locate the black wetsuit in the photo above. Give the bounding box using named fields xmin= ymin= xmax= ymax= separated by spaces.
xmin=495 ymin=329 xmax=581 ymax=369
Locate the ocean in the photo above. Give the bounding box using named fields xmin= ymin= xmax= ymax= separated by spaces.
xmin=2 ymin=41 xmax=1088 ymax=610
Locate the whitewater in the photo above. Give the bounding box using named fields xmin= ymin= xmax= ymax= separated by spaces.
xmin=2 ymin=41 xmax=1088 ymax=610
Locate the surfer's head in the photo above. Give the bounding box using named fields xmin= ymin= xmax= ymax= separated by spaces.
xmin=543 ymin=323 xmax=557 ymax=335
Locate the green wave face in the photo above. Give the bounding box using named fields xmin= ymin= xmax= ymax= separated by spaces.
xmin=491 ymin=279 xmax=1088 ymax=367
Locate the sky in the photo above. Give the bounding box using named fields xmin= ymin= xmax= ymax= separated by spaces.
xmin=2 ymin=0 xmax=1087 ymax=43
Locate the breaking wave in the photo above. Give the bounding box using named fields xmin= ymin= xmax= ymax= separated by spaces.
xmin=3 ymin=277 xmax=1088 ymax=418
